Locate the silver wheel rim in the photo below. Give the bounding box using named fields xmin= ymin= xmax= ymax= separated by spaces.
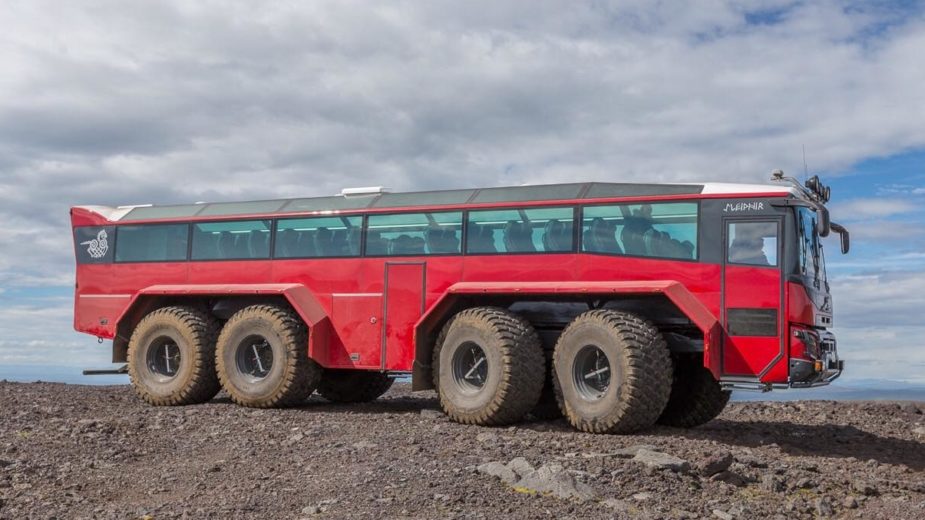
xmin=452 ymin=341 xmax=488 ymax=393
xmin=235 ymin=335 xmax=274 ymax=382
xmin=147 ymin=336 xmax=181 ymax=379
xmin=573 ymin=345 xmax=611 ymax=401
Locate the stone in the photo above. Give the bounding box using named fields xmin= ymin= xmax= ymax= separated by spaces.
xmin=760 ymin=475 xmax=785 ymax=493
xmin=814 ymin=497 xmax=834 ymax=517
xmin=301 ymin=505 xmax=321 ymax=515
xmin=632 ymin=449 xmax=690 ymax=473
xmin=631 ymin=492 xmax=652 ymax=501
xmin=477 ymin=462 xmax=517 ymax=484
xmin=913 ymin=426 xmax=925 ymax=437
xmin=843 ymin=496 xmax=858 ymax=509
xmin=851 ymin=479 xmax=878 ymax=496
xmin=601 ymin=498 xmax=631 ymax=512
xmin=352 ymin=441 xmax=377 ymax=450
xmin=711 ymin=470 xmax=747 ymax=487
xmin=508 ymin=457 xmax=535 ymax=478
xmin=476 ymin=432 xmax=499 ymax=443
xmin=699 ymin=452 xmax=734 ymax=476
xmin=584 ymin=445 xmax=658 ymax=459
xmin=420 ymin=409 xmax=443 ymax=419
xmin=516 ymin=463 xmax=597 ymax=502
xmin=712 ymin=509 xmax=734 ymax=520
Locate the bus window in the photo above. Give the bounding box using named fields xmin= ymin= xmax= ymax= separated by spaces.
xmin=191 ymin=220 xmax=271 ymax=260
xmin=115 ymin=224 xmax=189 ymax=262
xmin=466 ymin=207 xmax=574 ymax=254
xmin=727 ymin=221 xmax=778 ymax=266
xmin=581 ymin=202 xmax=698 ymax=259
xmin=366 ymin=212 xmax=462 ymax=256
xmin=275 ymin=216 xmax=362 ymax=258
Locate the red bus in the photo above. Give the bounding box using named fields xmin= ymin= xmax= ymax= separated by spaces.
xmin=71 ymin=172 xmax=848 ymax=433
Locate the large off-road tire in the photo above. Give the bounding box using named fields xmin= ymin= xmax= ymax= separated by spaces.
xmin=216 ymin=304 xmax=322 ymax=408
xmin=553 ymin=310 xmax=672 ymax=434
xmin=433 ymin=307 xmax=544 ymax=426
xmin=658 ymin=356 xmax=731 ymax=427
xmin=317 ymin=370 xmax=394 ymax=403
xmin=126 ymin=306 xmax=221 ymax=406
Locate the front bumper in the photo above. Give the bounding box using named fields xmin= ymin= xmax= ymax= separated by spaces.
xmin=789 ymin=330 xmax=843 ymax=388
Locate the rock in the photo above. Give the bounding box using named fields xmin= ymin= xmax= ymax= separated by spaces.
xmin=814 ymin=497 xmax=834 ymax=517
xmin=301 ymin=505 xmax=321 ymax=515
xmin=711 ymin=470 xmax=747 ymax=487
xmin=420 ymin=409 xmax=443 ymax=419
xmin=712 ymin=509 xmax=734 ymax=520
xmin=0 ymin=460 xmax=12 ymax=468
xmin=760 ymin=475 xmax=785 ymax=493
xmin=351 ymin=441 xmax=378 ymax=450
xmin=851 ymin=479 xmax=878 ymax=496
xmin=584 ymin=445 xmax=657 ymax=459
xmin=843 ymin=496 xmax=858 ymax=509
xmin=477 ymin=462 xmax=517 ymax=485
xmin=913 ymin=426 xmax=925 ymax=437
xmin=479 ymin=458 xmax=595 ymax=502
xmin=794 ymin=477 xmax=816 ymax=489
xmin=476 ymin=432 xmax=499 ymax=443
xmin=516 ymin=463 xmax=596 ymax=502
xmin=699 ymin=452 xmax=734 ymax=476
xmin=631 ymin=492 xmax=652 ymax=501
xmin=601 ymin=498 xmax=631 ymax=511
xmin=507 ymin=457 xmax=534 ymax=478
xmin=632 ymin=449 xmax=690 ymax=473
xmin=900 ymin=402 xmax=921 ymax=414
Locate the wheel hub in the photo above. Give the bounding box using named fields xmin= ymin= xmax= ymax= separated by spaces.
xmin=147 ymin=336 xmax=181 ymax=379
xmin=452 ymin=341 xmax=488 ymax=392
xmin=573 ymin=345 xmax=611 ymax=401
xmin=236 ymin=335 xmax=274 ymax=381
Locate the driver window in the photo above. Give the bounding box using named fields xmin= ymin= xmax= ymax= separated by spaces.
xmin=728 ymin=221 xmax=778 ymax=266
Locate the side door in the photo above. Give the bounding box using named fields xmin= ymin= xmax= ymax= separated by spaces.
xmin=721 ymin=218 xmax=784 ymax=381
xmin=382 ymin=262 xmax=426 ymax=370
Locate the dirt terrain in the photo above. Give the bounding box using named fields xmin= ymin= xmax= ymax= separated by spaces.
xmin=1 ymin=381 xmax=923 ymax=519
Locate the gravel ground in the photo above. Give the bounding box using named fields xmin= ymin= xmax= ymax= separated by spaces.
xmin=1 ymin=381 xmax=924 ymax=519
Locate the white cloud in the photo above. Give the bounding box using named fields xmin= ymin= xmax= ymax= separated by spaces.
xmin=829 ymin=198 xmax=920 ymax=220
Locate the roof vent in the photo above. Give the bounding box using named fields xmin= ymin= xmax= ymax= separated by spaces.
xmin=340 ymin=186 xmax=392 ymax=197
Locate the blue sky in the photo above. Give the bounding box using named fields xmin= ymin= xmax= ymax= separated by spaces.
xmin=1 ymin=1 xmax=924 ymax=387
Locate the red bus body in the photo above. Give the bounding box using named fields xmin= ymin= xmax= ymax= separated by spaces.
xmin=70 ymin=181 xmax=842 ymax=392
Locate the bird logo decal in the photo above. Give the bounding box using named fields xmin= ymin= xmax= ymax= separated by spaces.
xmin=81 ymin=229 xmax=109 ymax=259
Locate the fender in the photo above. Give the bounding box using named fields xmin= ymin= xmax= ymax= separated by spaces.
xmin=412 ymin=280 xmax=722 ymax=390
xmin=116 ymin=284 xmax=332 ymax=362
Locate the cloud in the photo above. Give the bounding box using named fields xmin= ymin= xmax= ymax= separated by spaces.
xmin=829 ymin=198 xmax=920 ymax=220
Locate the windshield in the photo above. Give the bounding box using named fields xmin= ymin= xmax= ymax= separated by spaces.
xmin=797 ymin=207 xmax=828 ymax=289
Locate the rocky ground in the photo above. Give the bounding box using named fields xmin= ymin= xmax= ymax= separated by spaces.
xmin=1 ymin=381 xmax=923 ymax=519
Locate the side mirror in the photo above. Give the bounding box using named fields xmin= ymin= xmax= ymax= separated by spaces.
xmin=831 ymin=222 xmax=849 ymax=254
xmin=816 ymin=206 xmax=831 ymax=238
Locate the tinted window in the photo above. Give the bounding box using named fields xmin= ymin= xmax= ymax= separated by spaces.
xmin=471 ymin=184 xmax=584 ymax=204
xmin=275 ymin=216 xmax=362 ymax=258
xmin=466 ymin=207 xmax=574 ymax=254
xmin=115 ymin=224 xmax=188 ymax=262
xmin=367 ymin=212 xmax=462 ymax=256
xmin=728 ymin=221 xmax=778 ymax=266
xmin=581 ymin=202 xmax=698 ymax=259
xmin=191 ymin=220 xmax=271 ymax=260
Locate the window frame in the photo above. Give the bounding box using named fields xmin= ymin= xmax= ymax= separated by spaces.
xmin=577 ymin=200 xmax=701 ymax=262
xmin=272 ymin=214 xmax=364 ymax=260
xmin=725 ymin=219 xmax=781 ymax=268
xmin=364 ymin=210 xmax=465 ymax=258
xmin=112 ymin=223 xmax=192 ymax=264
xmin=462 ymin=205 xmax=580 ymax=256
xmin=189 ymin=218 xmax=274 ymax=262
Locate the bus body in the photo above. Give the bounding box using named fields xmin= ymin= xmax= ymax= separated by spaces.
xmin=70 ymin=176 xmax=847 ymax=432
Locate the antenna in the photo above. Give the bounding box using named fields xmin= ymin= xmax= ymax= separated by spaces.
xmin=802 ymin=144 xmax=808 ymax=183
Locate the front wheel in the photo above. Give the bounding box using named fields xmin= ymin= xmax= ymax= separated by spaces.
xmin=216 ymin=304 xmax=322 ymax=408
xmin=433 ymin=307 xmax=544 ymax=426
xmin=553 ymin=310 xmax=672 ymax=434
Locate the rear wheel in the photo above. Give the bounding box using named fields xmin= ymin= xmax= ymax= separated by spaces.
xmin=553 ymin=310 xmax=672 ymax=434
xmin=317 ymin=370 xmax=394 ymax=403
xmin=127 ymin=306 xmax=221 ymax=406
xmin=216 ymin=304 xmax=321 ymax=408
xmin=657 ymin=356 xmax=731 ymax=427
xmin=433 ymin=307 xmax=544 ymax=426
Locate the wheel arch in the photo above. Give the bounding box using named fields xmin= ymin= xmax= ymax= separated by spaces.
xmin=113 ymin=284 xmax=331 ymax=364
xmin=412 ymin=281 xmax=722 ymax=391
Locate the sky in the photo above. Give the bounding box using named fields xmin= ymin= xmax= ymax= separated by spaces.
xmin=0 ymin=0 xmax=924 ymax=386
